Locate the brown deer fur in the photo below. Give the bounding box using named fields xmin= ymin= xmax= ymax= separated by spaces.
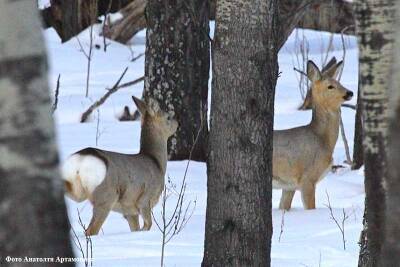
xmin=273 ymin=59 xmax=353 ymax=210
xmin=62 ymin=96 xmax=178 ymax=235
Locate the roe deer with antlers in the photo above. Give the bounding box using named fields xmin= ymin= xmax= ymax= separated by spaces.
xmin=62 ymin=96 xmax=178 ymax=235
xmin=273 ymin=58 xmax=353 ymax=210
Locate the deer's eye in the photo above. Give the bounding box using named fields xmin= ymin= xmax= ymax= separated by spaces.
xmin=328 ymin=85 xmax=335 ymax=90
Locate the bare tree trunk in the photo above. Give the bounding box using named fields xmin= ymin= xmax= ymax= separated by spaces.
xmin=381 ymin=2 xmax=400 ymax=263
xmin=354 ymin=1 xmax=395 ymax=266
xmin=0 ymin=2 xmax=74 ymax=264
xmin=143 ymin=0 xmax=209 ymax=162
xmin=352 ymin=85 xmax=364 ymax=170
xmin=202 ymin=0 xmax=278 ymax=265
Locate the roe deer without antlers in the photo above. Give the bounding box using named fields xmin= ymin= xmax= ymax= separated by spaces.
xmin=273 ymin=58 xmax=353 ymax=210
xmin=62 ymin=96 xmax=178 ymax=235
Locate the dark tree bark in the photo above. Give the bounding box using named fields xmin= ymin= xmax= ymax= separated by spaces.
xmin=41 ymin=0 xmax=133 ymax=42
xmin=143 ymin=0 xmax=209 ymax=162
xmin=352 ymin=84 xmax=364 ymax=170
xmin=296 ymin=0 xmax=355 ymax=35
xmin=103 ymin=0 xmax=147 ymax=44
xmin=0 ymin=3 xmax=74 ymax=264
xmin=354 ymin=1 xmax=395 ymax=266
xmin=381 ymin=2 xmax=400 ymax=262
xmin=41 ymin=0 xmax=355 ymax=44
xmin=202 ymin=0 xmax=278 ymax=265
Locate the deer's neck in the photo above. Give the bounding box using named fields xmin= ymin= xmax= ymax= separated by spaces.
xmin=139 ymin=123 xmax=168 ymax=175
xmin=310 ymin=106 xmax=340 ymax=153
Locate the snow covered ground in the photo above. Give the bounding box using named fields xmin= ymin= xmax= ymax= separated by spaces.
xmin=45 ymin=23 xmax=364 ymax=267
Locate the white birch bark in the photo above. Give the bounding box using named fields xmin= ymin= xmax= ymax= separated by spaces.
xmin=0 ymin=2 xmax=74 ymax=262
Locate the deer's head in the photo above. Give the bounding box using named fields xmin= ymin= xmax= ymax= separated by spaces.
xmin=300 ymin=59 xmax=353 ymax=111
xmin=132 ymin=96 xmax=178 ymax=138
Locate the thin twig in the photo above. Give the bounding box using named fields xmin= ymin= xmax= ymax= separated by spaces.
xmin=131 ymin=52 xmax=144 ymax=62
xmin=340 ymin=114 xmax=352 ymax=165
xmin=319 ymin=251 xmax=322 ymax=267
xmin=338 ymin=26 xmax=352 ymax=165
xmin=278 ymin=210 xmax=286 ymax=242
xmin=80 ymin=67 xmax=129 ymax=122
xmin=52 ymin=74 xmax=61 ymax=113
xmin=325 ymin=191 xmax=349 ymax=250
xmin=321 ymin=33 xmax=334 ymax=67
xmin=70 ymin=221 xmax=85 ymax=262
xmin=76 ymin=37 xmax=90 ymax=59
xmin=293 ymin=67 xmax=308 ymax=77
xmin=153 ymin=109 xmax=205 ymax=267
xmin=70 ymin=209 xmax=94 ymax=267
xmin=102 ymin=0 xmax=113 ymax=52
xmin=85 ymin=25 xmax=94 ymax=97
xmin=95 ymin=109 xmax=102 ymax=146
xmin=292 ymin=29 xmax=309 ymax=99
xmin=114 ymin=76 xmax=145 ymax=90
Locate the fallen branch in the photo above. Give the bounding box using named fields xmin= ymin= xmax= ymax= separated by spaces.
xmin=331 ymin=164 xmax=345 ymax=173
xmin=80 ymin=67 xmax=130 ymax=122
xmin=341 ymin=103 xmax=356 ymax=110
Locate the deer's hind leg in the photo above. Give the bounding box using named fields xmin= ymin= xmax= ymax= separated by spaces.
xmin=138 ymin=203 xmax=152 ymax=231
xmin=121 ymin=204 xmax=140 ymax=231
xmin=137 ymin=192 xmax=153 ymax=231
xmin=86 ymin=187 xmax=118 ymax=236
xmin=124 ymin=214 xmax=140 ymax=231
xmin=279 ymin=190 xmax=295 ymax=210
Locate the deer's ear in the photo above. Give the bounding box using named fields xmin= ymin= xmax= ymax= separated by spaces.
xmin=132 ymin=96 xmax=147 ymax=115
xmin=298 ymin=89 xmax=312 ymax=110
xmin=324 ymin=61 xmax=343 ymax=79
xmin=321 ymin=57 xmax=337 ymax=73
xmin=307 ymin=60 xmax=322 ymax=82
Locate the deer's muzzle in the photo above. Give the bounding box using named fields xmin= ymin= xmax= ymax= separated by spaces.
xmin=343 ymin=90 xmax=353 ymax=101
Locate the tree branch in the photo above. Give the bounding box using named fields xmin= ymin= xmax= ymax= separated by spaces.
xmin=80 ymin=67 xmax=133 ymax=122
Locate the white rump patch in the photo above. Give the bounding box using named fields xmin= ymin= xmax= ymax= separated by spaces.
xmin=62 ymin=154 xmax=107 ymax=194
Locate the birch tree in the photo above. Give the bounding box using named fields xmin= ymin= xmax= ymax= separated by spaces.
xmin=0 ymin=2 xmax=73 ymax=263
xmin=381 ymin=1 xmax=400 ymax=263
xmin=202 ymin=0 xmax=278 ymax=266
xmin=354 ymin=1 xmax=395 ymax=266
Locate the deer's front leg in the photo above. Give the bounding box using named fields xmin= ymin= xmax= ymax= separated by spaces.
xmin=300 ymin=181 xmax=316 ymax=210
xmin=279 ymin=190 xmax=295 ymax=210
